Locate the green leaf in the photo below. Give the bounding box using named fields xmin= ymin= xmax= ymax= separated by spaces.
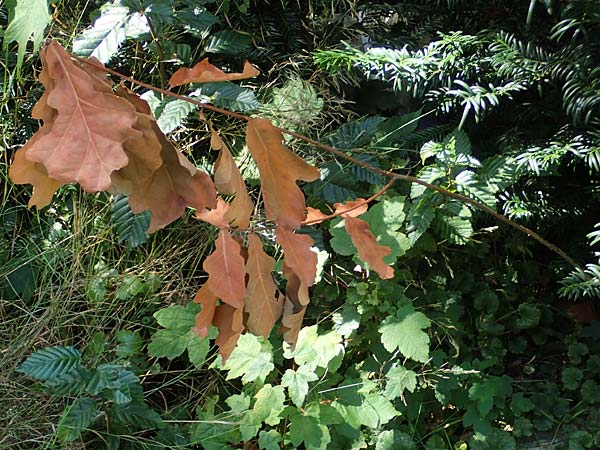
xmin=515 ymin=303 xmax=541 ymax=330
xmin=384 ymin=366 xmax=417 ymax=400
xmin=148 ymin=303 xmax=207 ymax=362
xmin=327 ymin=116 xmax=386 ymax=149
xmin=187 ymin=333 xmax=210 ymax=369
xmin=110 ymin=402 xmax=163 ymax=429
xmin=156 ymin=98 xmax=198 ymax=133
xmin=72 ymin=3 xmax=146 ymax=63
xmin=468 ymin=429 xmax=516 ymax=450
xmin=259 ymin=430 xmax=282 ymax=450
xmin=57 ymin=397 xmax=98 ymax=443
xmin=510 ymin=393 xmax=534 ymax=416
xmin=334 ymin=393 xmax=400 ymax=429
xmin=200 ymin=82 xmax=261 ymax=112
xmin=205 ymin=30 xmax=252 ymax=54
xmin=253 ymin=384 xmax=286 ymax=425
xmin=376 ymin=430 xmax=417 ymax=450
xmin=289 ymin=412 xmax=331 ymax=450
xmin=17 ymin=346 xmax=82 ymax=381
xmin=223 ymin=334 xmax=274 ymax=383
xmin=281 ymin=365 xmax=318 ymax=407
xmin=283 ymin=325 xmax=344 ymax=369
xmin=3 ymin=0 xmax=51 ymax=70
xmin=379 ymin=305 xmax=431 ymax=362
xmin=561 ymin=367 xmax=583 ymax=390
xmin=111 ymin=195 xmax=150 ymax=248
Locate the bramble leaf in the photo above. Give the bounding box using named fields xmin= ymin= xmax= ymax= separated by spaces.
xmin=379 ymin=305 xmax=431 ymax=362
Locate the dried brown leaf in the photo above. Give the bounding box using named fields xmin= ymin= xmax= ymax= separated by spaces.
xmin=344 ymin=216 xmax=394 ymax=279
xmin=170 ymin=59 xmax=259 ymax=87
xmin=203 ymin=229 xmax=246 ymax=308
xmin=246 ymin=118 xmax=320 ymax=229
xmin=244 ymin=233 xmax=283 ymax=337
xmin=192 ymin=284 xmax=218 ymax=338
xmin=276 ymin=226 xmax=317 ymax=287
xmin=213 ymin=304 xmax=245 ymax=362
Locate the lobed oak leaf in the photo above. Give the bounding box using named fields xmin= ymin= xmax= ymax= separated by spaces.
xmin=110 ymin=86 xmax=163 ymax=195
xmin=24 ymin=41 xmax=141 ymax=192
xmin=246 ymin=118 xmax=320 ymax=229
xmin=344 ymin=216 xmax=394 ymax=280
xmin=304 ymin=207 xmax=328 ymax=224
xmin=203 ymin=229 xmax=246 ymax=308
xmin=334 ymin=198 xmax=368 ymax=218
xmin=9 ymin=130 xmax=63 ymax=209
xmin=195 ymin=198 xmax=231 ymax=228
xmin=213 ymin=304 xmax=245 ymax=362
xmin=211 ymin=130 xmax=253 ymax=228
xmin=279 ymin=264 xmax=309 ymax=347
xmin=192 ymin=284 xmax=218 ymax=338
xmin=244 ymin=234 xmax=283 ymax=337
xmin=275 ymin=226 xmax=317 ymax=287
xmin=169 ymin=58 xmax=260 ymax=87
xmin=126 ymin=125 xmax=217 ymax=233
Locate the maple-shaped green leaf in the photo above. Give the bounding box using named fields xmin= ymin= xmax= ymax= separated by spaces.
xmin=253 ymin=384 xmax=286 ymax=425
xmin=283 ymin=325 xmax=344 ymax=370
xmin=259 ymin=430 xmax=282 ymax=450
xmin=334 ymin=393 xmax=400 ymax=429
xmin=4 ymin=0 xmax=51 ymax=70
xmin=376 ymin=430 xmax=417 ymax=450
xmin=289 ymin=412 xmax=331 ymax=450
xmin=281 ymin=365 xmax=319 ymax=407
xmin=223 ymin=333 xmax=274 ymax=383
xmin=379 ymin=305 xmax=431 ymax=362
xmin=561 ymin=367 xmax=583 ymax=391
xmin=148 ymin=302 xmax=211 ymax=368
xmin=384 ymin=365 xmax=417 ymax=400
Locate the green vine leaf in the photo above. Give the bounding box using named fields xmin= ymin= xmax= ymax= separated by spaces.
xmin=384 ymin=365 xmax=418 ymax=400
xmin=253 ymin=384 xmax=286 ymax=425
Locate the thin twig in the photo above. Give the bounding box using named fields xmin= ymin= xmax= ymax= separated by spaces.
xmin=73 ymin=56 xmax=582 ymax=270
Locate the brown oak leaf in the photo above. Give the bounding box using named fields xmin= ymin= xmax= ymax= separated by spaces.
xmin=334 ymin=198 xmax=368 ymax=218
xmin=192 ymin=284 xmax=218 ymax=338
xmin=24 ymin=41 xmax=141 ymax=192
xmin=203 ymin=229 xmax=246 ymax=308
xmin=244 ymin=233 xmax=283 ymax=337
xmin=195 ymin=198 xmax=231 ymax=229
xmin=211 ymin=130 xmax=253 ymax=228
xmin=344 ymin=216 xmax=394 ymax=279
xmin=126 ymin=125 xmax=217 ymax=232
xmin=275 ymin=225 xmax=317 ymax=287
xmin=170 ymin=59 xmax=259 ymax=87
xmin=246 ymin=118 xmax=320 ymax=229
xmin=213 ymin=304 xmax=245 ymax=362
xmin=279 ymin=264 xmax=309 ymax=346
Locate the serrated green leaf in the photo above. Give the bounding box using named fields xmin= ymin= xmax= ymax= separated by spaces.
xmin=17 ymin=346 xmax=82 ymax=381
xmin=455 ymin=170 xmax=497 ymax=207
xmin=205 ymin=29 xmax=252 ymax=54
xmin=175 ymin=6 xmax=219 ymax=37
xmin=223 ymin=334 xmax=274 ymax=383
xmin=110 ymin=402 xmax=163 ymax=429
xmin=379 ymin=305 xmax=431 ymax=362
xmin=561 ymin=367 xmax=583 ymax=390
xmin=283 ymin=325 xmax=343 ymax=369
xmin=200 ymin=82 xmax=261 ymax=112
xmin=332 ymin=305 xmax=361 ymax=337
xmin=3 ymin=0 xmax=51 ymax=70
xmin=327 ymin=116 xmax=386 ymax=149
xmin=411 ymin=166 xmax=446 ymax=198
xmin=157 ymin=98 xmax=198 ymax=133
xmin=510 ymin=393 xmax=535 ymax=415
xmin=435 ymin=202 xmax=473 ymax=244
xmin=376 ymin=430 xmax=417 ymax=450
xmin=468 ymin=429 xmax=516 ymax=450
xmin=289 ymin=412 xmax=331 ymax=450
xmin=334 ymin=393 xmax=400 ymax=429
xmin=85 ymin=364 xmax=138 ymax=401
xmin=187 ymin=332 xmax=210 ymax=369
xmin=384 ymin=366 xmax=417 ymax=400
xmin=72 ymin=4 xmax=145 ymax=63
xmin=259 ymin=430 xmax=282 ymax=450
xmin=153 ymin=302 xmax=200 ymax=330
xmin=148 ymin=328 xmax=190 ymax=360
xmin=111 ymin=195 xmax=150 ymax=248
xmin=44 ymin=366 xmax=93 ymax=396
xmin=515 ymin=303 xmax=541 ymax=330
xmin=253 ymin=384 xmax=286 ymax=425
xmin=281 ymin=365 xmax=318 ymax=407
xmin=57 ymin=397 xmax=98 ymax=443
